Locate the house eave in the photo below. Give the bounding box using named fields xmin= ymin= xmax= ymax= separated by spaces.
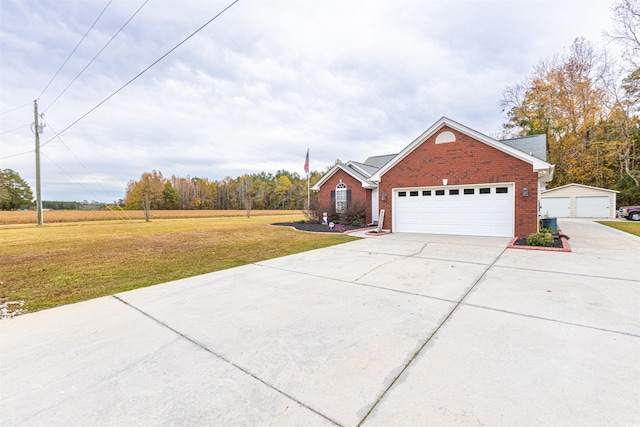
xmin=370 ymin=117 xmax=554 ymax=181
xmin=311 ymin=163 xmax=376 ymax=191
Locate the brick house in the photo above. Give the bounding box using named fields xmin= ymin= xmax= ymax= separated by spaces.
xmin=312 ymin=117 xmax=554 ymax=238
xmin=311 ymin=154 xmax=395 ymax=225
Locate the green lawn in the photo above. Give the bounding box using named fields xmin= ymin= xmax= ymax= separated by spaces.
xmin=0 ymin=215 xmax=357 ymax=313
xmin=597 ymin=220 xmax=640 ymax=237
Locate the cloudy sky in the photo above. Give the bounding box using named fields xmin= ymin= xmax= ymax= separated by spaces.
xmin=0 ymin=0 xmax=619 ymax=202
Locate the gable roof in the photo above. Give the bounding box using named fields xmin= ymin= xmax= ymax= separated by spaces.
xmin=542 ymin=183 xmax=619 ymax=194
xmin=370 ymin=117 xmax=554 ymax=182
xmin=348 ymin=161 xmax=379 ymax=177
xmin=363 ymin=154 xmax=396 ymax=168
xmin=310 ymin=161 xmax=378 ymax=191
xmin=501 ymin=134 xmax=547 ymax=161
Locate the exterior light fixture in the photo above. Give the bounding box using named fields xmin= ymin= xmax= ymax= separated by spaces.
xmin=381 ymin=191 xmax=387 ymax=201
xmin=522 ymin=186 xmax=529 ymax=197
xmin=442 ymin=179 xmax=448 ymax=186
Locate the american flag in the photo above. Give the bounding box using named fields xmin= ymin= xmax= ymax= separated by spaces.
xmin=304 ymin=148 xmax=309 ymax=174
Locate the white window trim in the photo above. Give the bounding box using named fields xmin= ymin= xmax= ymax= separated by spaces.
xmin=336 ymin=182 xmax=347 ymax=213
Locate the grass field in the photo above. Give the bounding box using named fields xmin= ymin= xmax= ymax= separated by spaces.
xmin=597 ymin=220 xmax=640 ymax=237
xmin=0 ymin=213 xmax=357 ymax=315
xmin=0 ymin=209 xmax=301 ymax=225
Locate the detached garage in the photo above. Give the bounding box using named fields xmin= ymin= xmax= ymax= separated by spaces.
xmin=540 ymin=184 xmax=618 ymax=219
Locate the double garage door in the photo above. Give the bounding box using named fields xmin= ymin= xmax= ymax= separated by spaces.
xmin=394 ymin=184 xmax=514 ymax=237
xmin=540 ymin=196 xmax=610 ymax=218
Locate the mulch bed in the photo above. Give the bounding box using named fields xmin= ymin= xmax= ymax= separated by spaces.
xmin=272 ymin=222 xmax=370 ymax=233
xmin=511 ymin=236 xmax=565 ymax=249
xmin=508 ymin=231 xmax=571 ymax=252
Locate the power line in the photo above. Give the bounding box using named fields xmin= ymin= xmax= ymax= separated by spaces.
xmin=38 ymin=0 xmax=113 ymax=100
xmin=39 ymin=150 xmax=124 ymax=212
xmin=0 ymin=123 xmax=31 ymax=136
xmin=42 ymin=0 xmax=240 ymax=146
xmin=0 ymin=149 xmax=33 ymax=160
xmin=0 ymin=101 xmax=32 ymax=116
xmin=41 ymin=117 xmax=124 ymax=204
xmin=43 ymin=0 xmax=149 ymax=113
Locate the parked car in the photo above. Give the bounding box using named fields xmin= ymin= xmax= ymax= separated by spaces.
xmin=619 ymin=206 xmax=640 ymax=221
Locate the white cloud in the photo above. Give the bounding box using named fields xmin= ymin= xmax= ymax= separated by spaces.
xmin=0 ymin=0 xmax=617 ymax=202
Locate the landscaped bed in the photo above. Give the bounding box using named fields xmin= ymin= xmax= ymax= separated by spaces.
xmin=272 ymin=222 xmax=373 ymax=233
xmin=508 ymin=231 xmax=571 ymax=252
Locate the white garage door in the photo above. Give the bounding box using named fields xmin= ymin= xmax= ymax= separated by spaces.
xmin=394 ymin=184 xmax=514 ymax=237
xmin=540 ymin=197 xmax=570 ymax=218
xmin=575 ymin=196 xmax=610 ymax=218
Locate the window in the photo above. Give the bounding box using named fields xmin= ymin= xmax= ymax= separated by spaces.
xmin=479 ymin=188 xmax=491 ymax=194
xmin=464 ymin=188 xmax=474 ymax=195
xmin=410 ymin=191 xmax=419 ymax=197
xmin=336 ymin=182 xmax=347 ymax=212
xmin=435 ymin=130 xmax=456 ymax=144
xmin=423 ymin=190 xmax=431 ymax=196
xmin=435 ymin=190 xmax=445 ymax=196
xmin=398 ymin=191 xmax=407 ymax=197
xmin=496 ymin=187 xmax=509 ymax=193
xmin=449 ymin=189 xmax=459 ymax=195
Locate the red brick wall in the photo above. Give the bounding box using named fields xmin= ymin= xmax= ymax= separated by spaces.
xmin=378 ymin=126 xmax=539 ymax=237
xmin=318 ymin=169 xmax=372 ymax=224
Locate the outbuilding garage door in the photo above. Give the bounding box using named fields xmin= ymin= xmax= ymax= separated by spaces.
xmin=540 ymin=197 xmax=570 ymax=218
xmin=394 ymin=184 xmax=514 ymax=237
xmin=575 ymin=196 xmax=610 ymax=218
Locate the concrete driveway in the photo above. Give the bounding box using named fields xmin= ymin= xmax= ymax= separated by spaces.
xmin=1 ymin=219 xmax=639 ymax=426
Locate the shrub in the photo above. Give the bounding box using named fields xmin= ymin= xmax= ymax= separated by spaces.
xmin=341 ymin=201 xmax=366 ymax=225
xmin=527 ymin=232 xmax=554 ymax=247
xmin=540 ymin=227 xmax=555 ymax=234
xmin=351 ymin=220 xmax=361 ymax=227
xmin=305 ymin=198 xmax=365 ymax=226
xmin=305 ymin=199 xmax=336 ymax=223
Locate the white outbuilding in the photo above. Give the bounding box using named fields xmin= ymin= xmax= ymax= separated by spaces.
xmin=540 ymin=183 xmax=618 ymax=219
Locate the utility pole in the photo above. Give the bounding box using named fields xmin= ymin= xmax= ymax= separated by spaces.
xmin=34 ymin=100 xmax=43 ymax=226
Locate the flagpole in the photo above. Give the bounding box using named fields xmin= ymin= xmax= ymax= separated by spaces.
xmin=305 ymin=148 xmax=310 ymax=211
xmin=307 ymin=171 xmax=310 ymax=211
xmin=307 ymin=151 xmax=310 ymax=211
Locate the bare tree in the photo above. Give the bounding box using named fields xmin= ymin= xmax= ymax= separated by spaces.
xmin=238 ymin=174 xmax=253 ymax=217
xmin=609 ymin=0 xmax=640 ymax=68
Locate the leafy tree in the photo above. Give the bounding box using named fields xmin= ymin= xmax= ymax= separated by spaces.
xmin=124 ymin=168 xmax=321 ymax=211
xmin=124 ymin=170 xmax=165 ymax=213
xmin=501 ymin=39 xmax=615 ymax=187
xmin=273 ymin=175 xmax=292 ymax=209
xmin=162 ymin=181 xmax=179 ymax=209
xmin=0 ymin=169 xmax=33 ymax=210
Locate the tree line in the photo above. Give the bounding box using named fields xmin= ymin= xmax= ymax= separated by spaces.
xmin=123 ymin=169 xmax=324 ymax=212
xmin=2 ymin=1 xmax=638 ymax=211
xmin=500 ymin=0 xmax=639 ymax=205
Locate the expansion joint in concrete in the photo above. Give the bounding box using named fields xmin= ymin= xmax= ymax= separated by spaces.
xmin=355 ymin=246 xmax=508 ymax=426
xmin=111 ymin=295 xmax=343 ymax=427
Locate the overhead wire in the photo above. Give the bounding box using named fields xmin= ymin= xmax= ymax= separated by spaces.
xmin=0 ymin=123 xmax=31 ymax=136
xmin=40 ymin=117 xmax=130 ymax=217
xmin=42 ymin=0 xmax=240 ymax=146
xmin=37 ymin=0 xmax=113 ymax=100
xmin=0 ymin=149 xmax=33 ymax=160
xmin=39 ymin=150 xmax=129 ymax=220
xmin=0 ymin=101 xmax=32 ymax=116
xmin=43 ymin=0 xmax=148 ymax=113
